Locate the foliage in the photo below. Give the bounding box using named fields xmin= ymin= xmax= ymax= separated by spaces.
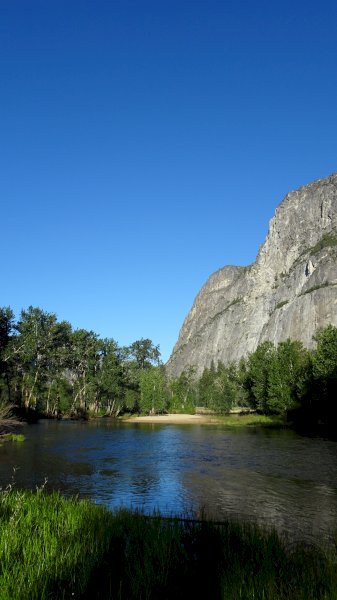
xmin=139 ymin=366 xmax=169 ymax=414
xmin=267 ymin=340 xmax=311 ymax=413
xmin=169 ymin=366 xmax=197 ymax=413
xmin=230 ymin=339 xmax=311 ymax=415
xmin=196 ymin=327 xmax=337 ymax=431
xmin=198 ymin=362 xmax=238 ymax=413
xmin=205 ymin=413 xmax=286 ymax=427
xmin=310 ymin=325 xmax=337 ymax=422
xmin=0 ymin=305 xmax=161 ymax=419
xmin=312 ymin=325 xmax=337 ymax=380
xmin=94 ymin=338 xmax=126 ymax=415
xmin=2 ymin=302 xmax=337 ymax=430
xmin=246 ymin=341 xmax=275 ymax=412
xmin=2 ymin=433 xmax=25 ymax=442
xmin=126 ymin=338 xmax=161 ymax=370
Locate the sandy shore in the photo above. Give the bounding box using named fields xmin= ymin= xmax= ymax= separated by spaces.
xmin=124 ymin=413 xmax=212 ymax=424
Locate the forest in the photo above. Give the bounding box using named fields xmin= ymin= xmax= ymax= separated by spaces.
xmin=0 ymin=305 xmax=336 ymax=431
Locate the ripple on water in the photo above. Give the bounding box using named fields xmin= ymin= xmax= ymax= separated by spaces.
xmin=0 ymin=420 xmax=336 ymax=545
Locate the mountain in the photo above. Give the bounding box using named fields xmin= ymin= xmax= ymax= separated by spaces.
xmin=166 ymin=173 xmax=337 ymax=378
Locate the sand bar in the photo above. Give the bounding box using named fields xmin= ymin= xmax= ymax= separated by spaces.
xmin=124 ymin=413 xmax=212 ymax=424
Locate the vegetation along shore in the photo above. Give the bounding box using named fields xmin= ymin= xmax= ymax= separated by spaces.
xmin=0 ymin=488 xmax=336 ymax=600
xmin=1 ymin=305 xmax=337 ymax=436
xmin=1 ymin=305 xmax=337 ymax=598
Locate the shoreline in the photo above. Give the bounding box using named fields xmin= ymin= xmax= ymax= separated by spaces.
xmin=122 ymin=412 xmax=287 ymax=427
xmin=123 ymin=413 xmax=211 ymax=424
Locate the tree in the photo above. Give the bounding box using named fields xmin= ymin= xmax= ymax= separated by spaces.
xmin=13 ymin=306 xmax=60 ymax=410
xmin=246 ymin=341 xmax=275 ymax=412
xmin=312 ymin=325 xmax=337 ymax=381
xmin=0 ymin=307 xmax=16 ymax=404
xmin=169 ymin=366 xmax=197 ymax=413
xmin=311 ymin=325 xmax=337 ymax=421
xmin=139 ymin=366 xmax=168 ymax=414
xmin=127 ymin=339 xmax=161 ymax=370
xmin=69 ymin=329 xmax=101 ymax=413
xmin=267 ymin=340 xmax=310 ymax=413
xmin=0 ymin=307 xmax=14 ymax=350
xmin=95 ymin=338 xmax=126 ymax=415
xmin=198 ymin=365 xmax=216 ymax=409
xmin=198 ymin=362 xmax=238 ymax=413
xmin=42 ymin=320 xmax=73 ymax=415
xmin=212 ymin=362 xmax=238 ymax=413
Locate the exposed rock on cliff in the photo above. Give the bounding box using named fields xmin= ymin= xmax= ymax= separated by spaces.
xmin=166 ymin=173 xmax=337 ymax=378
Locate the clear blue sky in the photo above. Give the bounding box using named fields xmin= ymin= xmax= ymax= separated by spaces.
xmin=1 ymin=1 xmax=337 ymax=361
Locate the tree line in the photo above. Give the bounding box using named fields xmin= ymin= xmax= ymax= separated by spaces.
xmin=1 ymin=305 xmax=336 ymax=429
xmin=138 ymin=326 xmax=337 ymax=431
xmin=0 ymin=306 xmax=161 ymax=418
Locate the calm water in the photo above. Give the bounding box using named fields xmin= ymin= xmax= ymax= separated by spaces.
xmin=1 ymin=420 xmax=336 ymax=543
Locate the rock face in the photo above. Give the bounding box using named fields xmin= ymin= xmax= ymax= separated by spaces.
xmin=166 ymin=173 xmax=337 ymax=378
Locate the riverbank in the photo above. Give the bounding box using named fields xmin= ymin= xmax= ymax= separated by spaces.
xmin=125 ymin=413 xmax=207 ymax=424
xmin=123 ymin=412 xmax=286 ymax=427
xmin=0 ymin=414 xmax=25 ymax=441
xmin=0 ymin=489 xmax=336 ymax=600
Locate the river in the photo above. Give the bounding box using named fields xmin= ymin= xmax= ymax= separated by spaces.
xmin=1 ymin=419 xmax=336 ymax=544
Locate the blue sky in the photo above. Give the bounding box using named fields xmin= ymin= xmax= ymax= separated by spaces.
xmin=1 ymin=0 xmax=337 ymax=362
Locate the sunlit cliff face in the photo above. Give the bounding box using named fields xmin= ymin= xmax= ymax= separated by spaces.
xmin=167 ymin=173 xmax=337 ymax=377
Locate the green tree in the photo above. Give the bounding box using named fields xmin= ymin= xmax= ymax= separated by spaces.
xmin=198 ymin=362 xmax=238 ymax=413
xmin=267 ymin=340 xmax=310 ymax=413
xmin=69 ymin=329 xmax=101 ymax=413
xmin=0 ymin=306 xmax=15 ymax=404
xmin=246 ymin=341 xmax=275 ymax=412
xmin=312 ymin=325 xmax=337 ymax=381
xmin=139 ymin=366 xmax=168 ymax=414
xmin=311 ymin=325 xmax=337 ymax=422
xmin=120 ymin=339 xmax=161 ymax=411
xmin=95 ymin=338 xmax=126 ymax=415
xmin=43 ymin=320 xmax=73 ymax=415
xmin=169 ymin=366 xmax=197 ymax=413
xmin=12 ymin=307 xmax=60 ymax=410
xmin=198 ymin=365 xmax=216 ymax=409
xmin=212 ymin=362 xmax=238 ymax=413
xmin=127 ymin=339 xmax=161 ymax=370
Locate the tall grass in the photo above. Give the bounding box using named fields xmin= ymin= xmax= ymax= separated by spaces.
xmin=207 ymin=413 xmax=287 ymax=427
xmin=0 ymin=489 xmax=336 ymax=599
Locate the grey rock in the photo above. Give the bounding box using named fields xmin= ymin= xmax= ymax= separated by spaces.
xmin=166 ymin=173 xmax=337 ymax=378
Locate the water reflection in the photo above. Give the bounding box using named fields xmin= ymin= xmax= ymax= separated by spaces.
xmin=0 ymin=419 xmax=336 ymax=544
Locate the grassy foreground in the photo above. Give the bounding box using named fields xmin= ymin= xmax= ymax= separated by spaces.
xmin=0 ymin=489 xmax=336 ymax=600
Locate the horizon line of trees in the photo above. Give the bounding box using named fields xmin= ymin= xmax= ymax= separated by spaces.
xmin=139 ymin=326 xmax=337 ymax=430
xmin=0 ymin=305 xmax=162 ymax=418
xmin=1 ymin=305 xmax=336 ymax=430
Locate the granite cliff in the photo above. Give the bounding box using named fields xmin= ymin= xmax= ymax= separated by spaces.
xmin=166 ymin=173 xmax=337 ymax=378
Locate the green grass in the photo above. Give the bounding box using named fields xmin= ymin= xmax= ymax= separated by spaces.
xmin=208 ymin=413 xmax=287 ymax=428
xmin=2 ymin=433 xmax=25 ymax=442
xmin=0 ymin=489 xmax=336 ymax=599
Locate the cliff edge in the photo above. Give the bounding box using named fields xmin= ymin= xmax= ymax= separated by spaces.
xmin=166 ymin=173 xmax=337 ymax=377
